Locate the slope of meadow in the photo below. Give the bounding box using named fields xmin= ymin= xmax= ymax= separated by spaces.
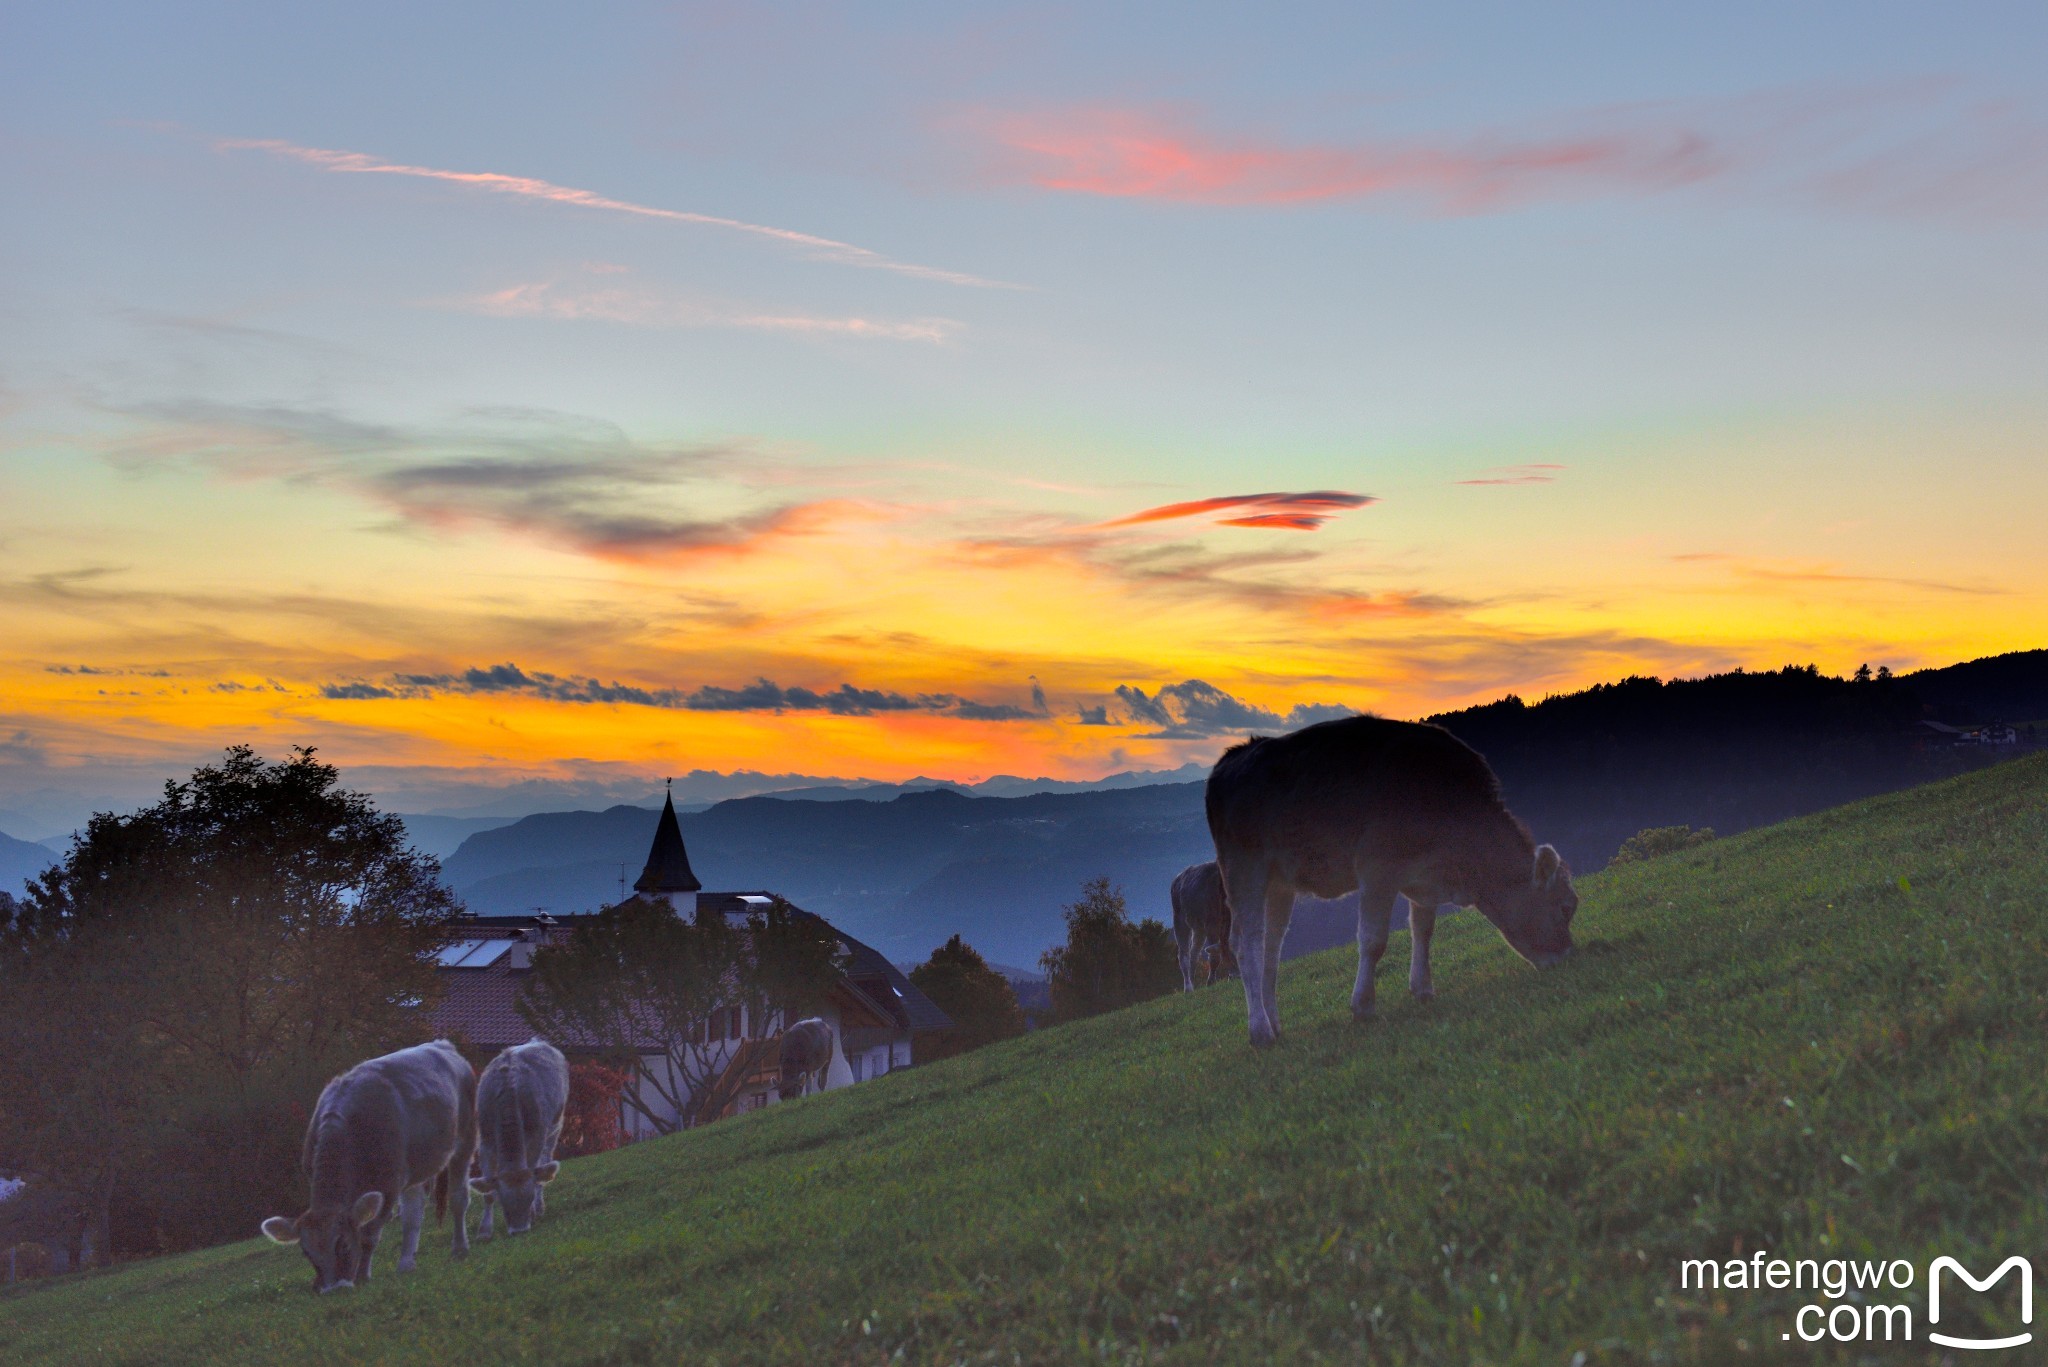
xmin=5 ymin=756 xmax=2047 ymax=1365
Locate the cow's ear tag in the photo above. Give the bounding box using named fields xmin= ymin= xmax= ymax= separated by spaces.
xmin=351 ymin=1191 xmax=385 ymax=1226
xmin=535 ymin=1162 xmax=560 ymax=1183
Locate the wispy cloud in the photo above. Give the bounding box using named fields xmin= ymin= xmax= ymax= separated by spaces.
xmin=965 ymin=85 xmax=2048 ymax=222
xmin=1100 ymin=490 xmax=1376 ymax=531
xmin=1457 ymin=463 xmax=1565 ymax=486
xmin=217 ymin=136 xmax=1023 ymax=288
xmin=324 ymin=662 xmax=1045 ymax=721
xmin=958 ymin=528 xmax=1463 ymax=623
xmin=1672 ymin=553 xmax=2005 ymax=597
xmin=971 ymin=107 xmax=1718 ymax=211
xmin=445 ymin=279 xmax=960 ymax=343
xmin=105 ymin=398 xmax=854 ymax=565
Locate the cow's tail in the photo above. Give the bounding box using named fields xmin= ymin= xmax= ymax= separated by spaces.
xmin=435 ymin=1167 xmax=449 ymax=1225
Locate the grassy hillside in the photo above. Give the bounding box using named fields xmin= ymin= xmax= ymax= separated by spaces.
xmin=7 ymin=756 xmax=2048 ymax=1364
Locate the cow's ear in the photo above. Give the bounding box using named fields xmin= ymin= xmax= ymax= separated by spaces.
xmin=535 ymin=1162 xmax=560 ymax=1183
xmin=468 ymin=1175 xmax=496 ymax=1195
xmin=351 ymin=1191 xmax=385 ymax=1227
xmin=1533 ymin=844 xmax=1562 ymax=888
xmin=261 ymin=1216 xmax=300 ymax=1244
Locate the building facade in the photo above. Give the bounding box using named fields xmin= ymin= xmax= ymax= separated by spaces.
xmin=429 ymin=790 xmax=949 ymax=1138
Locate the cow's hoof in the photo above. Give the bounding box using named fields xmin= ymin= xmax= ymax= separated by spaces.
xmin=1410 ymin=988 xmax=1436 ymax=1003
xmin=397 ymin=1256 xmax=416 ymax=1273
xmin=450 ymin=1245 xmax=468 ymax=1262
xmin=1351 ymin=1005 xmax=1376 ymax=1023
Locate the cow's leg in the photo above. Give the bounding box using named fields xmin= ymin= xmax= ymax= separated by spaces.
xmin=478 ymin=1190 xmax=495 ymax=1240
xmin=447 ymin=1162 xmax=473 ymax=1263
xmin=1350 ymin=879 xmax=1399 ymax=1021
xmin=396 ymin=1184 xmax=425 ymax=1272
xmin=448 ymin=1123 xmax=475 ymax=1262
xmin=1408 ymin=900 xmax=1438 ymax=1001
xmin=1173 ymin=899 xmax=1197 ymax=992
xmin=1257 ymin=882 xmax=1293 ymax=1042
xmin=1222 ymin=857 xmax=1275 ymax=1047
xmin=357 ymin=1213 xmax=385 ymax=1284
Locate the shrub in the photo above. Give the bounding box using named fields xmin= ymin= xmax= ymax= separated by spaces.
xmin=1609 ymin=824 xmax=1716 ymax=866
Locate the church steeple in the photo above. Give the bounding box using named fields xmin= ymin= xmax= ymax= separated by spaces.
xmin=634 ymin=781 xmax=702 ymax=904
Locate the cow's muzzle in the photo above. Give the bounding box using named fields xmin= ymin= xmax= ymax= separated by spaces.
xmin=318 ymin=1278 xmax=355 ymax=1295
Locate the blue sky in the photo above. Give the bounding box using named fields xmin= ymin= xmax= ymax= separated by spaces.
xmin=3 ymin=2 xmax=2044 ymax=829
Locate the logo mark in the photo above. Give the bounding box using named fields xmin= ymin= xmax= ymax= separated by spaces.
xmin=1928 ymin=1256 xmax=2033 ymax=1351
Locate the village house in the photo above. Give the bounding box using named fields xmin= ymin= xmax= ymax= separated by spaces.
xmin=430 ymin=790 xmax=950 ymax=1137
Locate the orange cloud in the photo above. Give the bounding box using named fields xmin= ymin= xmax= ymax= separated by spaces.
xmin=1100 ymin=490 xmax=1375 ymax=530
xmin=1672 ymin=553 xmax=2005 ymax=597
xmin=974 ymin=108 xmax=1718 ymax=210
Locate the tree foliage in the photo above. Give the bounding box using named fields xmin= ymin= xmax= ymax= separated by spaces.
xmin=910 ymin=935 xmax=1025 ymax=1060
xmin=1609 ymin=824 xmax=1717 ymax=866
xmin=1039 ymin=878 xmax=1179 ymax=1025
xmin=558 ymin=1059 xmax=630 ymax=1158
xmin=517 ymin=895 xmax=845 ymax=1134
xmin=0 ymin=747 xmax=458 ymax=1261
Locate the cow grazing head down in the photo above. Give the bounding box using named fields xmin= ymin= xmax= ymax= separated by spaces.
xmin=470 ymin=1162 xmax=558 ymax=1234
xmin=261 ymin=1190 xmax=383 ymax=1293
xmin=1480 ymin=844 xmax=1578 ymax=967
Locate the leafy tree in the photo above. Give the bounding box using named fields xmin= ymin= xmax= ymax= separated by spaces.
xmin=517 ymin=896 xmax=844 ymax=1134
xmin=558 ymin=1059 xmax=630 ymax=1157
xmin=1039 ymin=878 xmax=1179 ymax=1025
xmin=0 ymin=746 xmax=458 ymax=1260
xmin=1609 ymin=824 xmax=1717 ymax=866
xmin=910 ymin=935 xmax=1025 ymax=1060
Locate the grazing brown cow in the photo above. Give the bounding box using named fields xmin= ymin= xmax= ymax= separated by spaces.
xmin=1169 ymin=861 xmax=1239 ymax=990
xmin=778 ymin=1017 xmax=835 ymax=1100
xmin=261 ymin=1039 xmax=478 ymax=1292
xmin=470 ymin=1038 xmax=568 ymax=1238
xmin=1207 ymin=715 xmax=1577 ymax=1047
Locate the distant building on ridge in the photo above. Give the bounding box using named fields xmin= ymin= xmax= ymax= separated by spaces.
xmin=429 ymin=788 xmax=949 ymax=1137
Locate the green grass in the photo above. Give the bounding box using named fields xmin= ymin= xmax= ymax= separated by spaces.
xmin=7 ymin=756 xmax=2048 ymax=1365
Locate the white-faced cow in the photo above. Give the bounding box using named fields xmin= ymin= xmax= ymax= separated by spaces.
xmin=261 ymin=1039 xmax=478 ymax=1292
xmin=1169 ymin=861 xmax=1240 ymax=991
xmin=1206 ymin=715 xmax=1577 ymax=1047
xmin=470 ymin=1038 xmax=569 ymax=1239
xmin=778 ymin=1017 xmax=835 ymax=1100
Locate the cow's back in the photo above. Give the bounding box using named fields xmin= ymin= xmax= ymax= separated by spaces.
xmin=1171 ymin=861 xmax=1225 ymax=930
xmin=781 ymin=1019 xmax=832 ymax=1076
xmin=478 ymin=1040 xmax=569 ymax=1172
xmin=1207 ymin=716 xmax=1506 ymax=889
xmin=307 ymin=1040 xmax=473 ymax=1201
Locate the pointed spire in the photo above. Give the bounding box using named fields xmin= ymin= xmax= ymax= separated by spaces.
xmin=634 ymin=787 xmax=701 ymax=895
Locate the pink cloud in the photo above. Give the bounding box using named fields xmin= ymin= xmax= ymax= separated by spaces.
xmin=1100 ymin=490 xmax=1376 ymax=531
xmin=217 ymin=137 xmax=1021 ymax=288
xmin=964 ymin=86 xmax=2048 ymax=221
xmin=1457 ymin=463 xmax=1566 ymax=486
xmin=972 ymin=108 xmax=1719 ymax=210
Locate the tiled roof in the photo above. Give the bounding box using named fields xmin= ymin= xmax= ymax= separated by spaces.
xmin=431 ymin=893 xmax=952 ymax=1051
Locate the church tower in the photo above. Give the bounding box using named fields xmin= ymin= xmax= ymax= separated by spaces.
xmin=633 ymin=783 xmax=702 ymax=917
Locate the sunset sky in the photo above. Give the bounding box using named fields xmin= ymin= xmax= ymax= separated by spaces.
xmin=4 ymin=3 xmax=2045 ymax=830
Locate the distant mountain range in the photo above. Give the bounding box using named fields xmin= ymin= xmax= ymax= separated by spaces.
xmin=0 ymin=830 xmax=56 ymax=898
xmin=394 ymin=762 xmax=1212 ymax=860
xmin=434 ymin=650 xmax=2047 ymax=969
